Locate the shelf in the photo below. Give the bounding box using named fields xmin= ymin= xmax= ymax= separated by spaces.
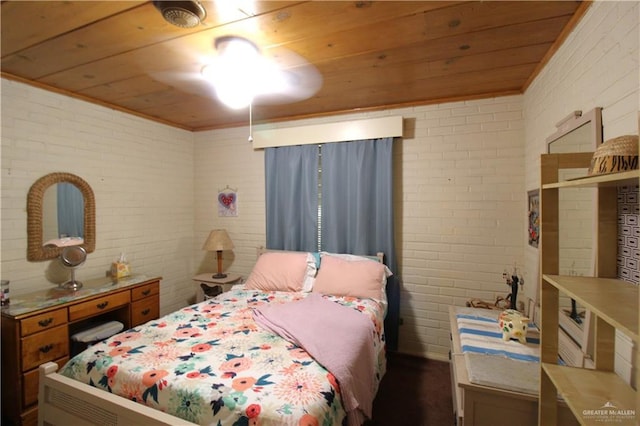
xmin=542 ymin=363 xmax=636 ymax=425
xmin=543 ymin=275 xmax=638 ymax=342
xmin=542 ymin=170 xmax=639 ymax=189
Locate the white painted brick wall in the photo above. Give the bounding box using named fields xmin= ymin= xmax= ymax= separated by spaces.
xmin=524 ymin=0 xmax=639 ymax=383
xmin=1 ymin=80 xmax=195 ymax=315
xmin=192 ymin=97 xmax=525 ymax=360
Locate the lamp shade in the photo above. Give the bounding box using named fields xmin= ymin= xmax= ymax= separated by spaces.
xmin=202 ymin=229 xmax=234 ymax=251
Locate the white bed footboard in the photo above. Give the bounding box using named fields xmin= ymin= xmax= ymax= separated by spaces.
xmin=38 ymin=362 xmax=197 ymax=426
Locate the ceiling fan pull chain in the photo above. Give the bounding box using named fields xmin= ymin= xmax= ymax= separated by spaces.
xmin=248 ymin=102 xmax=254 ymax=143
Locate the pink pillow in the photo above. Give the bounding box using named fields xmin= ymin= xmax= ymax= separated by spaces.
xmin=244 ymin=252 xmax=309 ymax=292
xmin=313 ymin=255 xmax=386 ymax=300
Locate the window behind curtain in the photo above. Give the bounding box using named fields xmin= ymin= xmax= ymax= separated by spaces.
xmin=264 ymin=137 xmax=399 ymax=351
xmin=265 ymin=137 xmax=396 ymax=274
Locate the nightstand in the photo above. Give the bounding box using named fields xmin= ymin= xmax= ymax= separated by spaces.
xmin=192 ymin=273 xmax=242 ymax=302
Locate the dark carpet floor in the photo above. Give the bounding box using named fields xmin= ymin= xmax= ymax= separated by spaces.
xmin=367 ymin=352 xmax=454 ymax=426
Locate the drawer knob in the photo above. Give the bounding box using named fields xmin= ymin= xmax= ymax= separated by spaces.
xmin=39 ymin=344 xmax=54 ymax=354
xmin=38 ymin=318 xmax=53 ymax=327
xmin=141 ymin=308 xmax=150 ymax=316
xmin=97 ymin=301 xmax=109 ymax=309
xmin=142 ymin=289 xmax=151 ymax=296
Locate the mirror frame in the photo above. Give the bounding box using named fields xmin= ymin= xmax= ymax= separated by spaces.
xmin=546 ymin=107 xmax=602 ymax=152
xmin=27 ymin=172 xmax=96 ymax=261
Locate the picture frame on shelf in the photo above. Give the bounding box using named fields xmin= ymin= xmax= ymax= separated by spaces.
xmin=528 ymin=189 xmax=540 ymax=248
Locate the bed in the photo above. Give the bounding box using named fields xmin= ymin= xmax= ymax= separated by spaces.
xmin=38 ymin=250 xmax=393 ymax=426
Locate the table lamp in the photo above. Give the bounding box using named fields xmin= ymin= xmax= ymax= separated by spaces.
xmin=202 ymin=229 xmax=234 ymax=278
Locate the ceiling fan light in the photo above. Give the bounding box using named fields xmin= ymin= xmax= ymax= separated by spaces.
xmin=201 ymin=63 xmax=255 ymax=109
xmin=214 ymin=36 xmax=260 ymax=66
xmin=200 ymin=36 xmax=262 ymax=109
xmin=216 ymin=85 xmax=254 ymax=110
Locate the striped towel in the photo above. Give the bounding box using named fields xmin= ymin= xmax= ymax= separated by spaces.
xmin=457 ymin=312 xmax=540 ymax=363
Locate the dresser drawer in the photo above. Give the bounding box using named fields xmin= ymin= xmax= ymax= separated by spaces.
xmin=69 ymin=291 xmax=130 ymax=322
xmin=21 ymin=325 xmax=68 ymax=371
xmin=131 ymin=281 xmax=159 ymax=302
xmin=21 ymin=406 xmax=38 ymax=426
xmin=131 ymin=295 xmax=159 ymax=327
xmin=21 ymin=308 xmax=68 ymax=337
xmin=23 ymin=356 xmax=68 ymax=407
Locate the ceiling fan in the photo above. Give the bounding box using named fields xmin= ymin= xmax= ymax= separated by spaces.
xmin=151 ymin=0 xmax=323 ymax=116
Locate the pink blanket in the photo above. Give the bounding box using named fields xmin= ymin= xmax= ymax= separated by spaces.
xmin=253 ymin=293 xmax=377 ymax=425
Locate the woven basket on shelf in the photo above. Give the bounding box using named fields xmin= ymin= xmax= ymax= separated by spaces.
xmin=588 ymin=134 xmax=639 ymax=176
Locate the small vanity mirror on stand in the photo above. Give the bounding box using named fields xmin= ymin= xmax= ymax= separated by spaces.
xmin=59 ymin=246 xmax=87 ymax=290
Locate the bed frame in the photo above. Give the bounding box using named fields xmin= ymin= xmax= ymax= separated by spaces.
xmin=38 ymin=362 xmax=196 ymax=426
xmin=38 ymin=249 xmax=392 ymax=426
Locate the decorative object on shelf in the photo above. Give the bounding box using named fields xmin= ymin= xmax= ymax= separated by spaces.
xmin=59 ymin=246 xmax=87 ymax=290
xmin=588 ymin=134 xmax=638 ymax=176
xmin=203 ymin=229 xmax=234 ymax=278
xmin=563 ymin=264 xmax=584 ymax=325
xmin=218 ymin=185 xmax=238 ymax=217
xmin=499 ymin=309 xmax=529 ymax=344
xmin=466 ymin=295 xmax=510 ymax=311
xmin=502 ymin=264 xmax=524 ymax=311
xmin=1 ymin=280 xmax=9 ymax=306
xmin=527 ymin=189 xmax=539 ymax=248
xmin=110 ymin=252 xmax=131 ymax=279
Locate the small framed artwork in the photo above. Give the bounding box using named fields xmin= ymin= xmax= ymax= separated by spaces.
xmin=218 ymin=187 xmax=238 ymax=217
xmin=528 ymin=189 xmax=540 ymax=248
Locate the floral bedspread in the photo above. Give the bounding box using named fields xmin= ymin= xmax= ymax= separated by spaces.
xmin=60 ymin=287 xmax=387 ymax=426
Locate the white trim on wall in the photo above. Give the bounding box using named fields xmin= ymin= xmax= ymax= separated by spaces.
xmin=251 ymin=115 xmax=403 ymax=148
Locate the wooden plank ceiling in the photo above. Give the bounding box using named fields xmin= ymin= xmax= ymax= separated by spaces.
xmin=1 ymin=1 xmax=587 ymax=131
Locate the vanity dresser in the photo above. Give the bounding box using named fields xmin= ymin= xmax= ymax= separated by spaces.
xmin=1 ymin=274 xmax=161 ymax=426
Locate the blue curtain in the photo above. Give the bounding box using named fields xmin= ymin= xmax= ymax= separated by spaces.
xmin=321 ymin=137 xmax=397 ymax=274
xmin=265 ymin=145 xmax=319 ymax=251
xmin=57 ymin=183 xmax=84 ymax=238
xmin=264 ymin=137 xmax=399 ymax=351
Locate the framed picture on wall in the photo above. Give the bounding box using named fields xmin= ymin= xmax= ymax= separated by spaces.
xmin=218 ymin=187 xmax=238 ymax=217
xmin=528 ymin=189 xmax=540 ymax=248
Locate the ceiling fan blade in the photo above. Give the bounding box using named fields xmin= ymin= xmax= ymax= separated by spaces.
xmin=253 ymin=46 xmax=323 ymax=104
xmin=150 ymin=69 xmax=219 ymax=100
xmin=253 ymin=66 xmax=322 ymax=105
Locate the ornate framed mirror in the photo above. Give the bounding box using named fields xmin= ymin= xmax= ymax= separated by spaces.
xmin=27 ymin=172 xmax=96 ymax=261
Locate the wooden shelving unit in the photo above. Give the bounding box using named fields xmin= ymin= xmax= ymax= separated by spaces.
xmin=538 ymin=153 xmax=639 ymax=425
